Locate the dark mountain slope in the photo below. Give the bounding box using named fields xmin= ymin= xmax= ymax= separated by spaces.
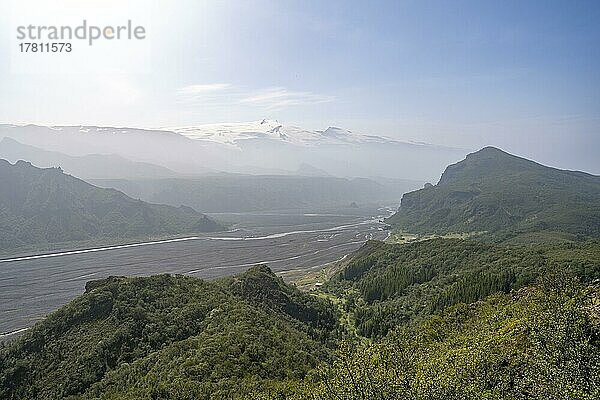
xmin=0 ymin=160 xmax=223 ymax=251
xmin=387 ymin=146 xmax=600 ymax=239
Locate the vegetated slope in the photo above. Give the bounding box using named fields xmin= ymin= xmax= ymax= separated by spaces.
xmin=387 ymin=146 xmax=600 ymax=240
xmin=0 ymin=266 xmax=339 ymax=399
xmin=91 ymin=175 xmax=419 ymax=213
xmin=1 ymin=244 xmax=599 ymax=399
xmin=0 ymin=159 xmax=223 ymax=250
xmin=0 ymin=137 xmax=180 ymax=179
xmin=295 ymin=272 xmax=600 ymax=400
xmin=326 ymin=238 xmax=600 ymax=338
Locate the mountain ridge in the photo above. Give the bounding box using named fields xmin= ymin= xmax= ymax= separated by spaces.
xmin=0 ymin=137 xmax=181 ymax=179
xmin=168 ymin=119 xmax=464 ymax=150
xmin=0 ymin=159 xmax=224 ymax=251
xmin=387 ymin=146 xmax=600 ymax=240
xmin=0 ymin=266 xmax=338 ymax=398
xmin=438 ymin=146 xmax=597 ymax=185
xmin=90 ymin=174 xmax=420 ymax=213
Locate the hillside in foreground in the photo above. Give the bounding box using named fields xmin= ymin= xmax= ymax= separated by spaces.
xmin=0 ymin=266 xmax=339 ymax=399
xmin=387 ymin=146 xmax=600 ymax=242
xmin=0 ymin=159 xmax=224 ymax=252
xmin=301 ymin=272 xmax=600 ymax=400
xmin=1 ymin=240 xmax=599 ymax=399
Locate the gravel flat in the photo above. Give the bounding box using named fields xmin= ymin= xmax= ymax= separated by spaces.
xmin=0 ymin=205 xmax=393 ymax=338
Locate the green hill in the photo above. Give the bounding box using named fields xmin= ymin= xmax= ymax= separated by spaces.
xmin=0 ymin=266 xmax=338 ymax=399
xmin=0 ymin=159 xmax=224 ymax=251
xmin=386 ymin=147 xmax=600 ymax=241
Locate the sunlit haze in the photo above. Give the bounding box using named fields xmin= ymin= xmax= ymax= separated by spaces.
xmin=0 ymin=0 xmax=598 ymax=173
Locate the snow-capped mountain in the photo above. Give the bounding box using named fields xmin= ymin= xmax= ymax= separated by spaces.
xmin=170 ymin=119 xmax=400 ymax=147
xmin=0 ymin=121 xmax=469 ymax=181
xmin=166 ymin=119 xmax=468 ymax=180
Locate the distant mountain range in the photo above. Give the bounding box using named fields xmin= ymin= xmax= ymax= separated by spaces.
xmin=387 ymin=146 xmax=600 ymax=241
xmin=169 ymin=119 xmax=468 ymax=180
xmin=0 ymin=137 xmax=180 ymax=180
xmin=0 ymin=124 xmax=219 ymax=176
xmin=0 ymin=133 xmax=424 ymax=215
xmin=0 ymin=122 xmax=467 ymax=181
xmin=170 ymin=119 xmax=411 ymax=146
xmin=0 ymin=160 xmax=224 ymax=251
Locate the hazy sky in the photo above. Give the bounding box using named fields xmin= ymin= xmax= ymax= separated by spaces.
xmin=0 ymin=0 xmax=598 ymax=173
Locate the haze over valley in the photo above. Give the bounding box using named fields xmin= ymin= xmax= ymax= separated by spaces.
xmin=0 ymin=121 xmax=464 ymax=181
xmin=0 ymin=111 xmax=598 ymax=400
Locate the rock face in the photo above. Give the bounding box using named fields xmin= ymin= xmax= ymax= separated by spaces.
xmin=386 ymin=147 xmax=600 ymax=238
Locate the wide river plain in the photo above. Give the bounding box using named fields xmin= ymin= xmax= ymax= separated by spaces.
xmin=0 ymin=204 xmax=393 ymax=339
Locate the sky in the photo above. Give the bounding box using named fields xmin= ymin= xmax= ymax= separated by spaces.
xmin=0 ymin=0 xmax=598 ymax=173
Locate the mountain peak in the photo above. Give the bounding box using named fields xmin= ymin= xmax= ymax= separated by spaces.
xmin=320 ymin=126 xmax=352 ymax=138
xmin=438 ymin=146 xmax=533 ymax=185
xmin=470 ymin=146 xmax=507 ymax=156
xmin=463 ymin=146 xmax=519 ymax=163
xmin=388 ymin=146 xmax=600 ymax=238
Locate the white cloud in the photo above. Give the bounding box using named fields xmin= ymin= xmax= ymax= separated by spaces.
xmin=177 ymin=83 xmax=232 ymax=95
xmin=99 ymin=75 xmax=142 ymax=106
xmin=176 ymin=83 xmax=333 ymax=111
xmin=240 ymin=87 xmax=334 ymax=110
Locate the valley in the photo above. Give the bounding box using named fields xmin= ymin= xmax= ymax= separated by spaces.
xmin=1 ymin=147 xmax=598 ymax=399
xmin=2 ymin=4 xmax=598 ymax=397
xmin=0 ymin=204 xmax=393 ymax=339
